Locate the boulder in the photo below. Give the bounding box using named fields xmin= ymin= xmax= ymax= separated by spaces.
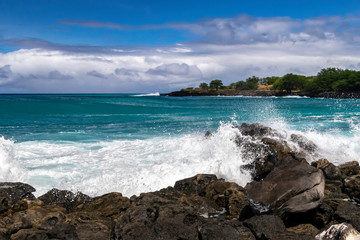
xmin=316 ymin=223 xmax=360 ymax=240
xmin=246 ymin=157 xmax=325 ymax=215
xmin=0 ymin=182 xmax=35 ymax=205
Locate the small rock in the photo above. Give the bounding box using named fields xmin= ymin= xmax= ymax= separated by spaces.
xmin=315 ymin=223 xmax=360 ymax=240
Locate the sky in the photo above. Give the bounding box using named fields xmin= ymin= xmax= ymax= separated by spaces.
xmin=1 ymin=0 xmax=360 ymax=93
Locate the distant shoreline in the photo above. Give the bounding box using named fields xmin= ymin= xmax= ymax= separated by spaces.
xmin=164 ymin=89 xmax=360 ymax=98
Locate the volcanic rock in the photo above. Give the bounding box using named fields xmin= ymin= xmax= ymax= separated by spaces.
xmin=0 ymin=182 xmax=35 ymax=205
xmin=39 ymin=188 xmax=91 ymax=211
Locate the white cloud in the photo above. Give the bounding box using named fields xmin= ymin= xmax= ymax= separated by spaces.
xmin=1 ymin=15 xmax=360 ymax=93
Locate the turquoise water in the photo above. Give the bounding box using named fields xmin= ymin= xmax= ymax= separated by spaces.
xmin=1 ymin=94 xmax=360 ymax=196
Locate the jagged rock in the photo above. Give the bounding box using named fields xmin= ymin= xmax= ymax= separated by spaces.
xmin=342 ymin=174 xmax=360 ymax=199
xmin=339 ymin=161 xmax=360 ymax=177
xmin=174 ymin=174 xmax=217 ymax=196
xmin=316 ymin=223 xmax=360 ymax=240
xmin=246 ymin=157 xmax=325 ymax=214
xmin=0 ymin=182 xmax=35 ymax=205
xmin=38 ymin=188 xmax=92 ymax=211
xmin=334 ymin=201 xmax=360 ymax=231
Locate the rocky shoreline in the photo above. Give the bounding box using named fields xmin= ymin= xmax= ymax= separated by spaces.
xmin=1 ymin=123 xmax=360 ymax=239
xmin=164 ymin=89 xmax=360 ymax=98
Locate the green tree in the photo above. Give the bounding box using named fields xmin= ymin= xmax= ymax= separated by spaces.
xmin=234 ymin=81 xmax=246 ymax=90
xmin=272 ymin=74 xmax=306 ymax=93
xmin=199 ymin=82 xmax=209 ymax=90
xmin=244 ymin=76 xmax=259 ymax=90
xmin=209 ymin=79 xmax=223 ymax=90
xmin=316 ymin=68 xmax=344 ymax=92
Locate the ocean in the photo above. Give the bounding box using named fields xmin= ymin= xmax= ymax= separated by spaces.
xmin=1 ymin=94 xmax=359 ymax=197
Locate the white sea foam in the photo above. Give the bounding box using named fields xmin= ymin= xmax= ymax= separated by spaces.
xmin=7 ymin=123 xmax=252 ymax=197
xmin=133 ymin=92 xmax=160 ymax=97
xmin=0 ymin=137 xmax=27 ymax=182
xmin=2 ymin=120 xmax=360 ymax=197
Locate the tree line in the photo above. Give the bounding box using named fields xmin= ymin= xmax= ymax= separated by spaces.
xmin=193 ymin=68 xmax=360 ymax=93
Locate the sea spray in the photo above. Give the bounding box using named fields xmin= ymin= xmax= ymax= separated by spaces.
xmin=11 ymin=123 xmax=253 ymax=197
xmin=0 ymin=136 xmax=27 ymax=182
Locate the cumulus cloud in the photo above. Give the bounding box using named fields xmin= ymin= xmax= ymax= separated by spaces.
xmin=59 ymin=14 xmax=360 ymax=45
xmin=1 ymin=14 xmax=360 ymax=93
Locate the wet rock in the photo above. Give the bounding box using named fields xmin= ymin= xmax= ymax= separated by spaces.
xmin=316 ymin=223 xmax=360 ymax=240
xmin=342 ymin=174 xmax=360 ymax=199
xmin=246 ymin=157 xmax=325 ymax=214
xmin=339 ymin=161 xmax=360 ymax=177
xmin=237 ymin=123 xmax=275 ymax=138
xmin=174 ymin=174 xmax=217 ymax=196
xmin=290 ymin=133 xmax=317 ymax=152
xmin=0 ymin=182 xmax=35 ymax=205
xmin=39 ymin=188 xmax=91 ymax=211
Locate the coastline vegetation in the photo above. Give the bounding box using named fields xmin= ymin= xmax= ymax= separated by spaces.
xmin=183 ymin=67 xmax=360 ymax=94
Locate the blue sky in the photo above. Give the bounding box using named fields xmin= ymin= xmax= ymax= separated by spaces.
xmin=1 ymin=0 xmax=360 ymax=93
